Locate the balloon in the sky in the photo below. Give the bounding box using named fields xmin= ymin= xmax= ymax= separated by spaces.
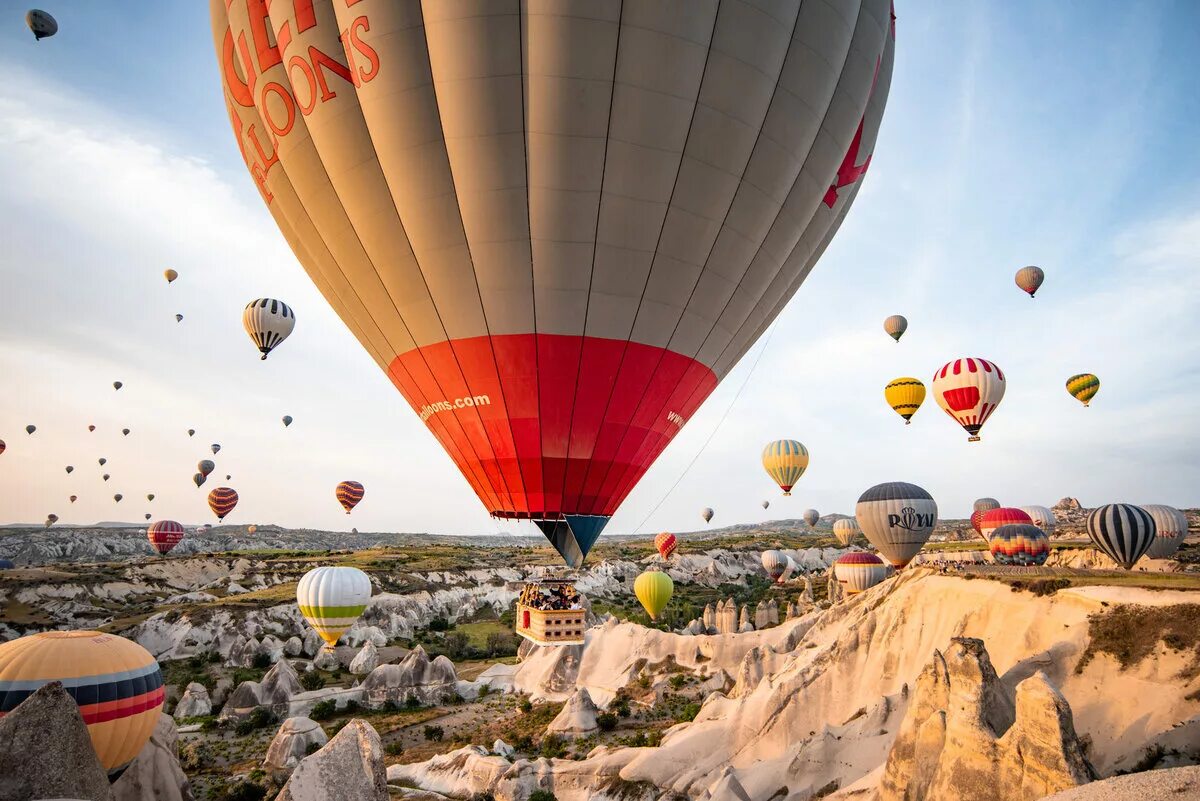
xmin=654 ymin=532 xmax=677 ymax=561
xmin=931 ymin=358 xmax=1006 ymax=442
xmin=1142 ymin=504 xmax=1189 ymax=560
xmin=147 ymin=493 xmax=155 ymax=502
xmin=208 ymin=487 xmax=238 ymax=521
xmin=164 ymin=268 xmax=179 ymax=283
xmin=102 ymin=474 xmax=110 ymax=482
xmin=25 ymin=425 xmax=35 ymax=435
xmin=211 ymin=1 xmax=896 ymax=569
xmin=0 ymin=631 xmax=164 ymax=772
xmin=883 ymin=315 xmax=908 ymax=342
xmin=225 ymin=474 xmax=231 ymax=480
xmin=803 ymin=509 xmax=820 ymax=528
xmin=122 ymin=428 xmax=130 ymax=437
xmin=1066 ymin=373 xmax=1100 ymax=407
xmin=65 ymin=465 xmax=73 ymax=474
xmin=147 ymin=520 xmax=186 ymax=556
xmin=242 ymin=299 xmax=296 ymax=360
xmin=336 ymin=481 xmax=365 ymax=514
xmin=44 ymin=514 xmax=58 ymax=528
xmin=989 ymin=524 xmax=1050 ymax=566
xmin=762 ymin=440 xmax=809 ymax=496
xmin=833 ymin=517 xmax=861 ymax=547
xmin=979 ymin=507 xmax=1032 ymax=543
xmin=25 ymin=9 xmax=58 ymax=40
xmin=193 ymin=472 xmax=206 ymax=488
xmin=1017 ymin=505 xmax=1056 ymax=535
xmin=175 ymin=314 xmax=184 ymax=323
xmin=761 ymin=550 xmax=789 ymax=583
xmin=0 ymin=441 xmax=5 ymax=456
xmin=297 ymin=566 xmax=372 ymax=648
xmin=88 ymin=425 xmax=96 ymax=432
xmin=144 ymin=513 xmax=152 ymax=521
xmin=210 ymin=444 xmax=220 ymax=455
xmin=113 ymin=381 xmax=123 ymax=391
xmin=974 ymin=498 xmax=1001 ymax=514
xmin=187 ymin=429 xmax=195 ymax=437
xmin=633 ymin=570 xmax=674 ymax=621
xmin=855 ymin=482 xmax=938 ymax=568
xmin=834 ymin=552 xmax=889 ymax=595
xmin=1015 ymin=265 xmax=1045 ymax=298
xmin=197 ymin=460 xmax=215 ymax=477
xmin=69 ymin=495 xmax=77 ymax=503
xmin=701 ymin=508 xmax=714 ymax=524
xmin=761 ymin=500 xmax=770 ymax=510
xmin=884 ymin=377 xmax=925 ymax=425
xmin=113 ymin=494 xmax=123 ymax=502
xmin=98 ymin=458 xmax=107 ymax=466
xmin=282 ymin=415 xmax=293 ymax=427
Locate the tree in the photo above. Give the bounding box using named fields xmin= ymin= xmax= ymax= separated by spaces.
xmin=444 ymin=631 xmax=470 ymax=660
xmin=423 ymin=725 xmax=445 ymax=742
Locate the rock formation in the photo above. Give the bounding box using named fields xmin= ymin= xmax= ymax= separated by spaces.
xmin=738 ymin=605 xmax=752 ymax=632
xmin=276 ymin=719 xmax=388 ymax=801
xmin=492 ymin=738 xmax=515 ymax=759
xmin=220 ymin=656 xmax=302 ymax=719
xmin=1043 ymin=765 xmax=1200 ymax=800
xmin=801 ymin=574 xmax=814 ymax=602
xmin=702 ymin=603 xmax=716 ymax=631
xmin=312 ymin=647 xmax=340 ymax=671
xmin=700 ymin=766 xmax=753 ymax=801
xmin=546 ymin=687 xmax=600 ymax=735
xmin=754 ymin=601 xmax=770 ymax=630
xmin=172 ymin=682 xmax=212 ymax=719
xmin=112 ymin=713 xmax=194 ymax=801
xmin=264 ymin=716 xmax=329 ymax=774
xmin=767 ymin=598 xmax=779 ymax=625
xmin=349 ymin=640 xmax=379 ymax=675
xmin=284 ymin=635 xmax=303 ymax=656
xmin=360 ymin=645 xmax=458 ymax=707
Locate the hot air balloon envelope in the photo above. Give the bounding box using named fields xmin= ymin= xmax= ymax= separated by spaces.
xmin=25 ymin=9 xmax=57 ymax=40
xmin=147 ymin=520 xmax=186 ymax=556
xmin=634 ymin=570 xmax=674 ymax=621
xmin=1015 ymin=265 xmax=1045 ymax=298
xmin=1066 ymin=374 xmax=1100 ymax=407
xmin=989 ymin=524 xmax=1050 ymax=566
xmin=1087 ymin=504 xmax=1156 ymax=570
xmin=282 ymin=415 xmax=293 ymax=427
xmin=834 ymin=551 xmax=889 ymax=594
xmin=198 ymin=460 xmax=215 ymax=477
xmin=297 ymin=566 xmax=372 ymax=647
xmin=833 ymin=518 xmax=861 ymax=547
xmin=1143 ymin=505 xmax=1188 ymax=560
xmin=883 ymin=315 xmax=907 ymax=342
xmin=803 ymin=509 xmax=820 ymax=528
xmin=762 ymin=440 xmax=809 ymax=495
xmin=855 ymin=482 xmax=938 ymax=568
xmin=208 ymin=487 xmax=238 ymax=520
xmin=931 ymin=358 xmax=1006 ymax=442
xmin=979 ymin=507 xmax=1032 ymax=543
xmin=164 ymin=269 xmax=179 ymax=283
xmin=654 ymin=532 xmax=677 ymax=560
xmin=336 ymin=481 xmax=365 ymax=514
xmin=243 ymin=299 xmax=295 ymax=360
xmin=885 ymin=378 xmax=925 ymax=424
xmin=701 ymin=508 xmax=714 ymax=524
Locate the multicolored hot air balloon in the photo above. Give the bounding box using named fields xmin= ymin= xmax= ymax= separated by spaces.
xmin=1087 ymin=504 xmax=1156 ymax=570
xmin=197 ymin=460 xmax=215 ymax=477
xmin=147 ymin=520 xmax=186 ymax=556
xmin=833 ymin=517 xmax=861 ymax=547
xmin=834 ymin=552 xmax=889 ymax=595
xmin=633 ymin=570 xmax=673 ymax=621
xmin=282 ymin=415 xmax=293 ymax=427
xmin=193 ymin=472 xmax=206 ymax=488
xmin=989 ymin=524 xmax=1050 ymax=566
xmin=336 ymin=481 xmax=365 ymax=514
xmin=762 ymin=440 xmax=809 ymax=496
xmin=761 ymin=550 xmax=789 ymax=583
xmin=701 ymin=508 xmax=714 ymax=524
xmin=803 ymin=509 xmax=820 ymax=528
xmin=25 ymin=9 xmax=57 ymax=40
xmin=208 ymin=487 xmax=238 ymax=520
xmin=1066 ymin=374 xmax=1100 ymax=407
xmin=210 ymin=0 xmax=896 ymax=569
xmin=164 ymin=268 xmax=179 ymax=283
xmin=1143 ymin=505 xmax=1188 ymax=560
xmin=855 ymin=482 xmax=938 ymax=568
xmin=931 ymin=358 xmax=1006 ymax=442
xmin=979 ymin=507 xmax=1032 ymax=543
xmin=1015 ymin=265 xmax=1045 ymax=298
xmin=883 ymin=315 xmax=907 ymax=342
xmin=243 ymin=299 xmax=295 ymax=360
xmin=0 ymin=631 xmax=163 ymax=773
xmin=297 ymin=566 xmax=372 ymax=648
xmin=974 ymin=498 xmax=1001 ymax=514
xmin=654 ymin=532 xmax=677 ymax=560
xmin=1018 ymin=505 xmax=1056 ymax=535
xmin=884 ymin=377 xmax=925 ymax=424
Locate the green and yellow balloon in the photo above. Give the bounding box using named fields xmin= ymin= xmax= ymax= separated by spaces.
xmin=634 ymin=570 xmax=673 ymax=621
xmin=1066 ymin=373 xmax=1099 ymax=407
xmin=762 ymin=439 xmax=809 ymax=496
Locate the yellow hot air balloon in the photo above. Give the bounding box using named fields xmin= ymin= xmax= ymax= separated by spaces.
xmin=762 ymin=440 xmax=809 ymax=495
xmin=884 ymin=377 xmax=925 ymax=424
xmin=164 ymin=268 xmax=178 ymax=283
xmin=1066 ymin=373 xmax=1099 ymax=407
xmin=633 ymin=570 xmax=673 ymax=621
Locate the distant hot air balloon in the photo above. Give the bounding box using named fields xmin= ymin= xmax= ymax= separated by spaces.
xmin=197 ymin=460 xmax=215 ymax=477
xmin=208 ymin=487 xmax=238 ymax=520
xmin=65 ymin=465 xmax=73 ymax=474
xmin=761 ymin=550 xmax=789 ymax=583
xmin=761 ymin=500 xmax=770 ymax=510
xmin=247 ymin=524 xmax=258 ymax=535
xmin=989 ymin=524 xmax=1050 ymax=566
xmin=1066 ymin=374 xmax=1100 ymax=407
xmin=654 ymin=532 xmax=677 ymax=560
xmin=88 ymin=425 xmax=96 ymax=432
xmin=0 ymin=631 xmax=163 ymax=772
xmin=931 ymin=358 xmax=1006 ymax=442
xmin=803 ymin=509 xmax=820 ymax=528
xmin=297 ymin=566 xmax=372 ymax=648
xmin=175 ymin=314 xmax=184 ymax=323
xmin=243 ymin=299 xmax=295 ymax=360
xmin=193 ymin=473 xmax=206 ymax=488
xmin=1015 ymin=265 xmax=1045 ymax=298
xmin=164 ymin=268 xmax=179 ymax=283
xmin=979 ymin=507 xmax=1032 ymax=543
xmin=884 ymin=378 xmax=925 ymax=425
xmin=211 ymin=0 xmax=896 ymax=569
xmin=147 ymin=520 xmax=186 ymax=556
xmin=98 ymin=458 xmax=107 ymax=466
xmin=25 ymin=425 xmax=35 ymax=435
xmin=883 ymin=315 xmax=908 ymax=342
xmin=144 ymin=513 xmax=152 ymax=521
xmin=633 ymin=570 xmax=674 ymax=621
xmin=225 ymin=474 xmax=231 ymax=481
xmin=24 ymin=9 xmax=57 ymax=40
xmin=701 ymin=508 xmax=714 ymax=524
xmin=0 ymin=441 xmax=5 ymax=456
xmin=834 ymin=552 xmax=889 ymax=595
xmin=833 ymin=518 xmax=861 ymax=547
xmin=1017 ymin=505 xmax=1056 ymax=535
xmin=102 ymin=474 xmax=110 ymax=482
xmin=210 ymin=444 xmax=220 ymax=455
xmin=762 ymin=440 xmax=809 ymax=496
xmin=146 ymin=494 xmax=155 ymax=502
xmin=44 ymin=514 xmax=58 ymax=528
xmin=336 ymin=481 xmax=365 ymax=514
xmin=974 ymin=498 xmax=1001 ymax=514
xmin=1143 ymin=505 xmax=1189 ymax=560
xmin=282 ymin=415 xmax=293 ymax=427
xmin=122 ymin=428 xmax=130 ymax=437
xmin=113 ymin=381 xmax=123 ymax=391
xmin=113 ymin=494 xmax=123 ymax=503
xmin=69 ymin=495 xmax=77 ymax=503
xmin=856 ymin=482 xmax=938 ymax=568
xmin=187 ymin=429 xmax=195 ymax=437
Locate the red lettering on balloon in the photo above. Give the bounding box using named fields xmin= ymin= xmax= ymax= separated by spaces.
xmin=288 ymin=55 xmax=319 ymax=115
xmin=221 ymin=28 xmax=254 ymax=108
xmin=261 ymin=81 xmax=296 ymax=136
xmin=346 ymin=17 xmax=379 ymax=85
xmin=309 ymin=45 xmax=354 ymax=101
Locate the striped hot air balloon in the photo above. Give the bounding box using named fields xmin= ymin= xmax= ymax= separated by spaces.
xmin=208 ymin=487 xmax=239 ymax=520
xmin=1086 ymin=504 xmax=1156 ymax=570
xmin=855 ymin=482 xmax=938 ymax=568
xmin=1018 ymin=505 xmax=1056 ymax=535
xmin=243 ymin=299 xmax=295 ymax=360
xmin=974 ymin=498 xmax=1001 ymax=514
xmin=1066 ymin=374 xmax=1100 ymax=407
xmin=0 ymin=631 xmax=164 ymax=773
xmin=1015 ymin=265 xmax=1045 ymax=298
xmin=931 ymin=358 xmax=1006 ymax=442
xmin=762 ymin=440 xmax=809 ymax=496
xmin=989 ymin=524 xmax=1050 ymax=566
xmin=883 ymin=315 xmax=908 ymax=342
xmin=761 ymin=550 xmax=789 ymax=583
xmin=634 ymin=570 xmax=673 ymax=621
xmin=147 ymin=520 xmax=186 ymax=556
xmin=336 ymin=481 xmax=365 ymax=514
xmin=297 ymin=566 xmax=372 ymax=648
xmin=884 ymin=377 xmax=925 ymax=424
xmin=654 ymin=532 xmax=677 ymax=560
xmin=979 ymin=507 xmax=1032 ymax=543
xmin=803 ymin=509 xmax=820 ymax=528
xmin=197 ymin=460 xmax=215 ymax=477
xmin=210 ymin=0 xmax=897 ymax=570
xmin=833 ymin=518 xmax=860 ymax=547
xmin=834 ymin=552 xmax=889 ymax=595
xmin=1142 ymin=505 xmax=1188 ymax=560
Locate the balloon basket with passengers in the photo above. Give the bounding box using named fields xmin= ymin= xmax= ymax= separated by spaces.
xmin=514 ymin=578 xmax=587 ymax=647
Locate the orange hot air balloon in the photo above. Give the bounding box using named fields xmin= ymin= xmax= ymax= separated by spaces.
xmin=210 ymin=1 xmax=896 ymax=567
xmin=654 ymin=532 xmax=677 ymax=560
xmin=208 ymin=487 xmax=239 ymax=520
xmin=336 ymin=481 xmax=365 ymax=514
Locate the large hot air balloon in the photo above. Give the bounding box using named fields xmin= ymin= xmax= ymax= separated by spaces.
xmin=208 ymin=487 xmax=239 ymax=520
xmin=243 ymin=299 xmax=296 ymax=360
xmin=1066 ymin=374 xmax=1100 ymax=407
xmin=193 ymin=472 xmax=206 ymax=488
xmin=633 ymin=570 xmax=673 ymax=621
xmin=164 ymin=268 xmax=179 ymax=283
xmin=336 ymin=481 xmax=365 ymax=514
xmin=884 ymin=377 xmax=925 ymax=425
xmin=198 ymin=460 xmax=215 ymax=477
xmin=1142 ymin=505 xmax=1188 ymax=560
xmin=701 ymin=508 xmax=714 ymax=524
xmin=0 ymin=631 xmax=163 ymax=773
xmin=1015 ymin=265 xmax=1045 ymax=298
xmin=297 ymin=566 xmax=372 ymax=648
xmin=1087 ymin=504 xmax=1156 ymax=570
xmin=979 ymin=507 xmax=1032 ymax=543
xmin=654 ymin=532 xmax=677 ymax=560
xmin=833 ymin=517 xmax=861 ymax=547
xmin=973 ymin=498 xmax=1001 ymax=514
xmin=834 ymin=552 xmax=889 ymax=595
xmin=931 ymin=358 xmax=1006 ymax=442
xmin=282 ymin=415 xmax=293 ymax=427
xmin=883 ymin=315 xmax=907 ymax=342
xmin=803 ymin=509 xmax=820 ymax=528
xmin=25 ymin=9 xmax=57 ymax=40
xmin=761 ymin=550 xmax=789 ymax=583
xmin=1018 ymin=505 xmax=1056 ymax=535
xmin=855 ymin=482 xmax=938 ymax=568
xmin=762 ymin=440 xmax=809 ymax=496
xmin=147 ymin=520 xmax=186 ymax=556
xmin=989 ymin=524 xmax=1050 ymax=566
xmin=25 ymin=425 xmax=35 ymax=435
xmin=210 ymin=0 xmax=896 ymax=568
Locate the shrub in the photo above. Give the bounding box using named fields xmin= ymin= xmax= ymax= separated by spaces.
xmin=477 ymin=683 xmax=492 ymax=699
xmin=486 ymin=631 xmax=519 ymax=657
xmin=251 ymin=652 xmax=272 ymax=670
xmin=529 ymin=791 xmax=558 ymax=801
xmin=444 ymin=631 xmax=470 ymax=660
xmin=678 ymin=703 xmax=701 ymax=722
xmin=342 ymin=699 xmax=361 ymax=714
xmin=310 ymin=700 xmax=337 ymax=721
xmin=214 ymin=781 xmax=266 ymax=801
xmin=669 ymin=675 xmax=687 ymax=690
xmin=299 ymin=671 xmax=325 ymax=691
xmin=405 ymin=695 xmax=422 ymax=710
xmin=540 ymin=734 xmax=566 ymax=759
xmin=385 ymin=741 xmax=404 ymax=756
xmin=596 ymin=712 xmax=618 ymax=732
xmin=428 ymin=618 xmax=450 ymax=632
xmin=519 ymin=697 xmax=533 ymax=714
xmin=304 ymin=741 xmax=321 ymax=756
xmin=423 ymin=725 xmax=445 ymax=742
xmin=613 ymin=698 xmax=631 ymax=718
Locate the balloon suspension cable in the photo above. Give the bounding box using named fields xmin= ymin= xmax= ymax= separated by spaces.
xmin=631 ymin=319 xmax=781 ymax=536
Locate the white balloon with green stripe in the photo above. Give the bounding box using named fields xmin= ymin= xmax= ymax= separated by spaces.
xmin=297 ymin=566 xmax=372 ymax=648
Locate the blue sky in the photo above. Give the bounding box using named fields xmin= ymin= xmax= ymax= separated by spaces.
xmin=1 ymin=2 xmax=1197 ymax=535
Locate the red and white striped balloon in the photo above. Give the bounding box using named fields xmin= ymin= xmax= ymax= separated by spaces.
xmin=931 ymin=358 xmax=1006 ymax=442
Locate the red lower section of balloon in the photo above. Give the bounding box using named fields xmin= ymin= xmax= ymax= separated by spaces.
xmin=388 ymin=334 xmax=718 ymax=518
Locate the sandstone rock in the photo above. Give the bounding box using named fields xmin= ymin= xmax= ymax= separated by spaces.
xmin=112 ymin=713 xmax=194 ymax=801
xmin=344 ymin=625 xmax=387 ymax=648
xmin=738 ymin=621 xmax=756 ymax=633
xmin=546 ymin=687 xmax=600 ymax=734
xmin=767 ymin=598 xmax=779 ymax=625
xmin=0 ymin=681 xmax=113 ymax=801
xmin=287 ymin=687 xmax=366 ymax=719
xmin=264 ymin=716 xmax=329 ymax=773
xmin=211 ymin=676 xmax=234 ymax=707
xmin=754 ymin=601 xmax=770 ymax=630
xmin=493 ymin=738 xmax=515 ymax=759
xmin=702 ymin=603 xmax=716 ymax=631
xmin=312 ymin=647 xmax=340 ymax=671
xmin=172 ymin=682 xmax=212 ymax=719
xmin=700 ymin=766 xmax=752 ymax=801
xmin=302 ymin=628 xmax=323 ymax=657
xmin=361 ymin=646 xmax=458 ymax=707
xmin=738 ymin=605 xmax=752 ymax=631
xmin=284 ymin=635 xmax=303 ymax=656
xmin=801 ymin=574 xmax=814 ymax=602
xmin=220 ymin=656 xmax=302 ymax=719
xmin=681 ymin=618 xmax=706 ymax=635
xmin=277 ymin=719 xmax=388 ymax=801
xmin=1042 ymin=765 xmax=1200 ymax=800
xmin=349 ymin=640 xmax=380 ymax=675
